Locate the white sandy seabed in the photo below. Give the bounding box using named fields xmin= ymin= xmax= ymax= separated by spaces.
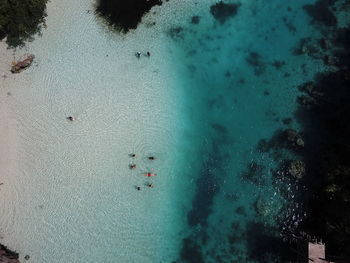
xmin=0 ymin=0 xmax=208 ymax=262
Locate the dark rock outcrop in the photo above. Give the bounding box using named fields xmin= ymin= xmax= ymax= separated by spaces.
xmin=285 ymin=129 xmax=304 ymax=150
xmin=191 ymin=16 xmax=200 ymax=24
xmin=303 ymin=0 xmax=337 ymax=27
xmin=210 ymin=1 xmax=240 ymax=24
xmin=287 ymin=160 xmax=306 ymax=179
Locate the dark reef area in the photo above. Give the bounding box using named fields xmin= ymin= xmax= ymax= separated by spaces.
xmin=210 ymin=1 xmax=241 ymax=24
xmin=0 ymin=0 xmax=48 ymax=47
xmin=294 ymin=1 xmax=350 ymax=259
xmin=282 ymin=0 xmax=350 ymax=259
xmin=176 ymin=0 xmax=350 ymax=261
xmin=95 ymin=0 xmax=162 ymax=32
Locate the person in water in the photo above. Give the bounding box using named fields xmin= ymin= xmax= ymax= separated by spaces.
xmin=148 ymin=156 xmax=155 ymax=160
xmin=129 ymin=164 xmax=136 ymax=169
xmin=136 ymin=186 xmax=141 ymax=191
xmin=145 ymin=172 xmax=156 ymax=177
xmin=148 ymin=183 xmax=154 ymax=188
xmin=129 ymin=153 xmax=136 ymax=157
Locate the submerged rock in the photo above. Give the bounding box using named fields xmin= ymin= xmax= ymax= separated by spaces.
xmin=257 ymin=139 xmax=270 ymax=152
xmin=191 ymin=16 xmax=200 ymax=24
xmin=254 ymin=196 xmax=271 ymax=217
xmin=285 ymin=129 xmax=304 ymax=149
xmin=287 ymin=160 xmax=306 ymax=179
xmin=11 ymin=54 xmax=35 ymax=73
xmin=297 ymin=95 xmax=316 ymax=108
xmin=298 ymin=81 xmax=315 ymax=94
xmin=303 ymin=0 xmax=337 ymax=27
xmin=210 ymin=1 xmax=240 ymax=24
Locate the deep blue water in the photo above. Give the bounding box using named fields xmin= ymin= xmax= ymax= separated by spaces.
xmin=164 ymin=0 xmax=330 ymax=262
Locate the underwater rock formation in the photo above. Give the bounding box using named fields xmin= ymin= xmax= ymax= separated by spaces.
xmin=254 ymin=196 xmax=271 ymax=217
xmin=303 ymin=0 xmax=337 ymax=27
xmin=285 ymin=129 xmax=304 ymax=150
xmin=210 ymin=1 xmax=241 ymax=24
xmin=292 ymin=13 xmax=350 ymax=255
xmin=287 ymin=160 xmax=306 ymax=180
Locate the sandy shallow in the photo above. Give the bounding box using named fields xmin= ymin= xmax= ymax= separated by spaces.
xmin=0 ymin=0 xmax=199 ymax=262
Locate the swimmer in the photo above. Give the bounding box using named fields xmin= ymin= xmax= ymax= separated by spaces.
xmin=148 ymin=156 xmax=155 ymax=160
xmin=145 ymin=172 xmax=156 ymax=177
xmin=129 ymin=153 xmax=136 ymax=157
xmin=67 ymin=116 xmax=75 ymax=121
xmin=129 ymin=164 xmax=136 ymax=169
xmin=136 ymin=186 xmax=141 ymax=191
xmin=146 ymin=51 xmax=151 ymax=57
xmin=148 ymin=183 xmax=154 ymax=188
xmin=135 ymin=52 xmax=141 ymax=58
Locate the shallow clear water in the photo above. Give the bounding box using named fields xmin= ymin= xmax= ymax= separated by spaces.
xmin=0 ymin=0 xmax=333 ymax=262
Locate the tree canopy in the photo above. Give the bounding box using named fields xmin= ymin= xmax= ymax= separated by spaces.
xmin=0 ymin=0 xmax=48 ymax=47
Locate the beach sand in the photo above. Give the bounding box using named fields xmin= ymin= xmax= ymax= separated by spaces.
xmin=0 ymin=0 xmax=195 ymax=262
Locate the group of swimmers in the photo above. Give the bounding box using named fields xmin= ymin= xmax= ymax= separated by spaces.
xmin=129 ymin=153 xmax=157 ymax=191
xmin=135 ymin=51 xmax=151 ymax=58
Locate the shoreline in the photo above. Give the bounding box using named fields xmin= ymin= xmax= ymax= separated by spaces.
xmin=1 ymin=0 xmax=349 ymax=261
xmin=0 ymin=0 xmax=191 ymax=262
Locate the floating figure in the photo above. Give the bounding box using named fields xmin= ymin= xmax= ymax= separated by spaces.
xmin=148 ymin=156 xmax=156 ymax=160
xmin=146 ymin=51 xmax=151 ymax=57
xmin=129 ymin=153 xmax=136 ymax=157
xmin=135 ymin=52 xmax=141 ymax=58
xmin=148 ymin=183 xmax=154 ymax=188
xmin=144 ymin=172 xmax=156 ymax=177
xmin=129 ymin=164 xmax=136 ymax=169
xmin=136 ymin=186 xmax=141 ymax=191
xmin=67 ymin=116 xmax=75 ymax=121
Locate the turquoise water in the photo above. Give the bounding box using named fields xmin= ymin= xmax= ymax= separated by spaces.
xmin=0 ymin=0 xmax=337 ymax=262
xmin=163 ymin=0 xmax=328 ymax=262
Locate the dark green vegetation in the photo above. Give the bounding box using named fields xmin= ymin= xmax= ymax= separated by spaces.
xmin=0 ymin=0 xmax=48 ymax=47
xmin=0 ymin=243 xmax=19 ymax=262
xmin=95 ymin=0 xmax=162 ymax=33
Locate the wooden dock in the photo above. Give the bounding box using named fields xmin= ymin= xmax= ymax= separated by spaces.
xmin=308 ymin=242 xmax=335 ymax=263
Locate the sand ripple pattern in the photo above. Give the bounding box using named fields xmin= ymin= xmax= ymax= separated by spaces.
xmin=0 ymin=0 xmax=188 ymax=261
